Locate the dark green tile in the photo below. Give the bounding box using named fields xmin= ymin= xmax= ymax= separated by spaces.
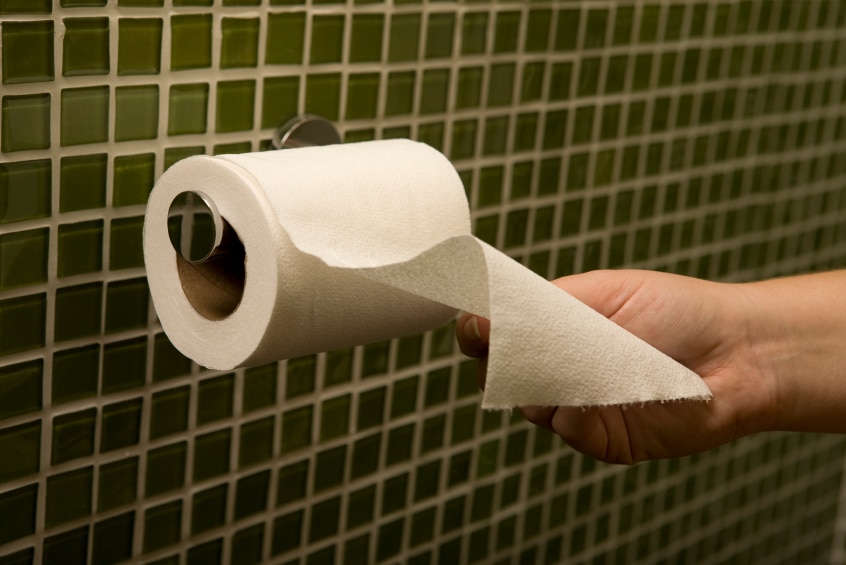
xmin=151 ymin=334 xmax=190 ymax=383
xmin=56 ymin=230 xmax=103 ymax=284
xmin=488 ymin=63 xmax=515 ymax=107
xmin=192 ymin=483 xmax=227 ymax=534
xmin=150 ymin=385 xmax=189 ymax=440
xmin=386 ymin=71 xmax=415 ymax=116
xmin=57 ymin=220 xmax=103 ymax=278
xmin=346 ymin=484 xmax=375 ymax=529
xmin=98 ymin=456 xmax=138 ymax=512
xmin=0 ymin=420 xmax=40 ymax=483
xmin=2 ymin=21 xmax=53 ymax=84
xmin=261 ymin=75 xmax=298 ymax=129
xmin=44 ymin=525 xmax=88 ymax=565
xmin=311 ymin=15 xmax=344 ymax=64
xmin=357 ymin=386 xmax=386 ymax=431
xmin=0 ymin=360 xmax=40 ymax=423
xmin=197 ymin=373 xmax=234 ymax=426
xmin=272 ymin=509 xmax=303 ymax=555
xmin=555 ymin=9 xmax=579 ymax=51
xmin=346 ymin=73 xmax=379 ymax=120
xmin=305 ymin=73 xmax=341 ymax=121
xmin=0 ymin=159 xmax=51 ymax=224
xmin=0 ymin=484 xmax=36 ymax=544
xmin=241 ymin=363 xmax=276 ymax=412
xmin=388 ymin=14 xmax=421 ymax=62
xmin=520 ymin=62 xmax=545 ymax=103
xmin=221 ymin=17 xmax=259 ymax=68
xmin=143 ymin=500 xmax=182 ymax=553
xmin=315 ymin=445 xmax=346 ymax=492
xmin=455 ymin=66 xmax=483 ymax=110
xmin=420 ymin=414 xmax=445 ymax=453
xmin=281 ymin=405 xmax=312 ymax=454
xmin=414 ymin=460 xmax=441 ymax=502
xmin=525 ymin=9 xmax=551 ymax=52
xmin=171 ymin=14 xmax=211 ymax=70
xmin=194 ymin=428 xmax=231 ymax=481
xmin=145 ymin=441 xmax=186 ymax=497
xmin=45 ymin=466 xmax=93 ymax=527
xmin=451 ymin=119 xmax=477 ymax=160
xmin=577 ymin=56 xmax=601 ymax=97
xmin=232 ymin=524 xmax=264 ymax=565
xmin=61 ymin=86 xmax=109 ymax=146
xmin=386 ymin=423 xmax=414 ymax=465
xmin=494 ymin=11 xmax=519 ymax=53
xmin=310 ymin=496 xmax=341 ymax=542
xmin=285 ymin=354 xmax=315 ymax=399
xmin=52 ymin=345 xmax=98 ymax=405
xmin=325 ymin=348 xmax=352 ymax=387
xmin=377 ymin=518 xmax=404 ymax=561
xmin=350 ymin=14 xmax=383 ymax=62
xmin=276 ymin=459 xmax=308 ymax=506
xmin=63 ymin=17 xmax=109 ymax=76
xmin=118 ymin=18 xmax=162 ymax=75
xmin=92 ymin=511 xmax=134 ymax=565
xmin=51 ymin=408 xmax=95 ymax=465
xmin=549 ymin=62 xmax=572 ymax=101
xmin=2 ymin=93 xmax=51 ymax=152
xmin=239 ymin=416 xmax=274 ymax=469
xmin=100 ymin=397 xmax=141 ymax=453
xmin=0 ymin=228 xmax=47 ymax=290
xmin=421 ymin=68 xmax=449 ymax=115
xmin=235 ymin=470 xmax=269 ymax=520
xmin=320 ymin=394 xmax=350 ymax=442
xmin=119 ymin=0 xmax=163 ymax=5
xmin=483 ymin=116 xmax=508 ymax=156
xmin=351 ymin=432 xmax=381 ymax=479
xmin=426 ymin=13 xmax=454 ymax=59
xmin=60 ymin=153 xmax=106 ymax=212
xmin=390 ymin=375 xmax=418 ymax=418
xmin=0 ymin=293 xmax=45 ymax=355
xmin=188 ymin=539 xmax=222 ymax=565
xmin=105 ymin=277 xmax=148 ymax=332
xmin=102 ymin=336 xmax=146 ymax=393
xmin=461 ymin=12 xmax=487 ymax=55
xmin=1 ymin=0 xmax=51 ymax=11
xmin=115 ymin=85 xmax=158 ymax=141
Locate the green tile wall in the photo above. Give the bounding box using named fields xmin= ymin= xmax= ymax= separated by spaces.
xmin=2 ymin=2 xmax=846 ymax=564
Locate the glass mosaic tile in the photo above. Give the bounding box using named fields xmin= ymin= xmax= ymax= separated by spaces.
xmin=63 ymin=17 xmax=109 ymax=76
xmin=1 ymin=94 xmax=51 ymax=153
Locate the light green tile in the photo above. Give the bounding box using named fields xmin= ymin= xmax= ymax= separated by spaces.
xmin=2 ymin=21 xmax=53 ymax=84
xmin=2 ymin=94 xmax=51 ymax=152
xmin=118 ymin=18 xmax=162 ymax=75
xmin=63 ymin=17 xmax=109 ymax=76
xmin=222 ymin=17 xmax=259 ymax=68
xmin=311 ymin=15 xmax=344 ymax=64
xmin=115 ymin=85 xmax=159 ymax=141
xmin=168 ymin=83 xmax=208 ymax=136
xmin=61 ymin=86 xmax=109 ymax=146
xmin=216 ymin=80 xmax=255 ymax=133
xmin=171 ymin=14 xmax=212 ymax=70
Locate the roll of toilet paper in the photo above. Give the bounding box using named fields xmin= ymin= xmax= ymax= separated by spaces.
xmin=144 ymin=139 xmax=711 ymax=408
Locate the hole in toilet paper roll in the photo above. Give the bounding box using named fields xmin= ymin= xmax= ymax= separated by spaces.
xmin=175 ymin=216 xmax=246 ymax=321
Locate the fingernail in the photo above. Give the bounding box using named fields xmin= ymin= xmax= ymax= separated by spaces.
xmin=463 ymin=315 xmax=482 ymax=342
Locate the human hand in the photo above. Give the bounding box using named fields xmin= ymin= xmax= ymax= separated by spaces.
xmin=457 ymin=269 xmax=780 ymax=464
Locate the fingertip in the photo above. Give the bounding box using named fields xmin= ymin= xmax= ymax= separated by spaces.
xmin=456 ymin=313 xmax=490 ymax=357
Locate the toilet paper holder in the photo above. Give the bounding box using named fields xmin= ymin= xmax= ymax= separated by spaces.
xmin=168 ymin=115 xmax=341 ymax=265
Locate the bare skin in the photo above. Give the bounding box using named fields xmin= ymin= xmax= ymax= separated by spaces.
xmin=457 ymin=269 xmax=846 ymax=465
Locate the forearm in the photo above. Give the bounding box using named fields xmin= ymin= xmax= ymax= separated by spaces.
xmin=743 ymin=270 xmax=846 ymax=433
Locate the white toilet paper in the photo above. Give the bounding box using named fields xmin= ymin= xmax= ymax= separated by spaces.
xmin=143 ymin=139 xmax=711 ymax=408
